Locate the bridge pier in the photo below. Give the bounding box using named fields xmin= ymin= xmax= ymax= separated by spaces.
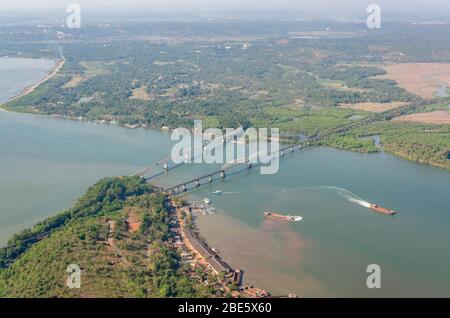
xmin=208 ymin=176 xmax=213 ymax=183
xmin=163 ymin=163 xmax=168 ymax=173
xmin=247 ymin=163 xmax=252 ymax=169
xmin=181 ymin=185 xmax=186 ymax=192
xmin=195 ymin=180 xmax=200 ymax=187
xmin=220 ymin=171 xmax=226 ymax=178
xmin=280 ymin=150 xmax=284 ymax=157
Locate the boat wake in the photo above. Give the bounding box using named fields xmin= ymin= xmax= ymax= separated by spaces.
xmin=322 ymin=186 xmax=372 ymax=208
xmin=217 ymin=185 xmax=372 ymax=209
xmin=281 ymin=185 xmax=372 ymax=208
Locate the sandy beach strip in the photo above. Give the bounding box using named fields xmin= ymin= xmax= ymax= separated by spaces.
xmin=6 ymin=58 xmax=65 ymax=104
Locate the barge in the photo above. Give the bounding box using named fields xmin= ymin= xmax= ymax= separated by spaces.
xmin=369 ymin=204 xmax=396 ymax=216
xmin=264 ymin=212 xmax=303 ymax=222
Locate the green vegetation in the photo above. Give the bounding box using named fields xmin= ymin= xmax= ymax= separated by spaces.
xmin=322 ymin=122 xmax=450 ymax=170
xmin=256 ymin=107 xmax=370 ymax=136
xmin=363 ymin=122 xmax=450 ymax=170
xmin=0 ymin=176 xmax=150 ymax=268
xmin=318 ymin=134 xmax=379 ymax=153
xmin=3 ymin=21 xmax=423 ymax=131
xmin=314 ymin=99 xmax=450 ymax=168
xmin=0 ymin=177 xmax=213 ymax=297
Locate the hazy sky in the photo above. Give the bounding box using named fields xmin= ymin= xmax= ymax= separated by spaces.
xmin=1 ymin=0 xmax=450 ymax=17
xmin=0 ymin=0 xmax=448 ymax=10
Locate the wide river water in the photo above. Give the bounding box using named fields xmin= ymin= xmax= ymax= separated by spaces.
xmin=1 ymin=57 xmax=450 ymax=297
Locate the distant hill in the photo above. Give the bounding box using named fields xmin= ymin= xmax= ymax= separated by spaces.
xmin=0 ymin=177 xmax=212 ymax=297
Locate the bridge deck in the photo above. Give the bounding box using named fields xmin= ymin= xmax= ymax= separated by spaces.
xmin=164 ymin=143 xmax=303 ymax=194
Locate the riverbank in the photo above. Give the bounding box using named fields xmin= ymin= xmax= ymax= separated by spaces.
xmin=170 ymin=198 xmax=273 ymax=298
xmin=195 ymin=205 xmax=318 ymax=297
xmin=1 ymin=58 xmax=448 ymax=175
xmin=3 ymin=101 xmax=448 ymax=174
xmin=4 ymin=59 xmax=64 ymax=105
xmin=383 ymin=145 xmax=450 ymax=171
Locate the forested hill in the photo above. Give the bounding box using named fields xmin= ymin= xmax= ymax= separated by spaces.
xmin=0 ymin=177 xmax=212 ymax=297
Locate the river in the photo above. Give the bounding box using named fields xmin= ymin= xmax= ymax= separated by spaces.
xmin=0 ymin=57 xmax=175 ymax=244
xmin=1 ymin=57 xmax=450 ymax=297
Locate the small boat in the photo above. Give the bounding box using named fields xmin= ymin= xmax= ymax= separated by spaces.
xmin=213 ymin=190 xmax=222 ymax=195
xmin=287 ymin=215 xmax=303 ymax=222
xmin=264 ymin=212 xmax=303 ymax=222
xmin=203 ymin=198 xmax=211 ymax=204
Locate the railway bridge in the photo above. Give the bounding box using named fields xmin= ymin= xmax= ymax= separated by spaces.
xmin=164 ymin=143 xmax=303 ymax=195
xmin=131 ymin=127 xmax=245 ymax=179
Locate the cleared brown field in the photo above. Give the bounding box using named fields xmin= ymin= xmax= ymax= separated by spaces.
xmin=339 ymin=102 xmax=407 ymax=112
xmin=63 ymin=75 xmax=83 ymax=88
xmin=129 ymin=86 xmax=153 ymax=101
xmin=63 ymin=61 xmax=111 ymax=89
xmin=374 ymin=63 xmax=450 ymax=98
xmin=393 ymin=110 xmax=450 ymax=124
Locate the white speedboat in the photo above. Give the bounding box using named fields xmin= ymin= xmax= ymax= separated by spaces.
xmin=203 ymin=198 xmax=211 ymax=204
xmin=287 ymin=216 xmax=303 ymax=222
xmin=212 ymin=190 xmax=222 ymax=195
